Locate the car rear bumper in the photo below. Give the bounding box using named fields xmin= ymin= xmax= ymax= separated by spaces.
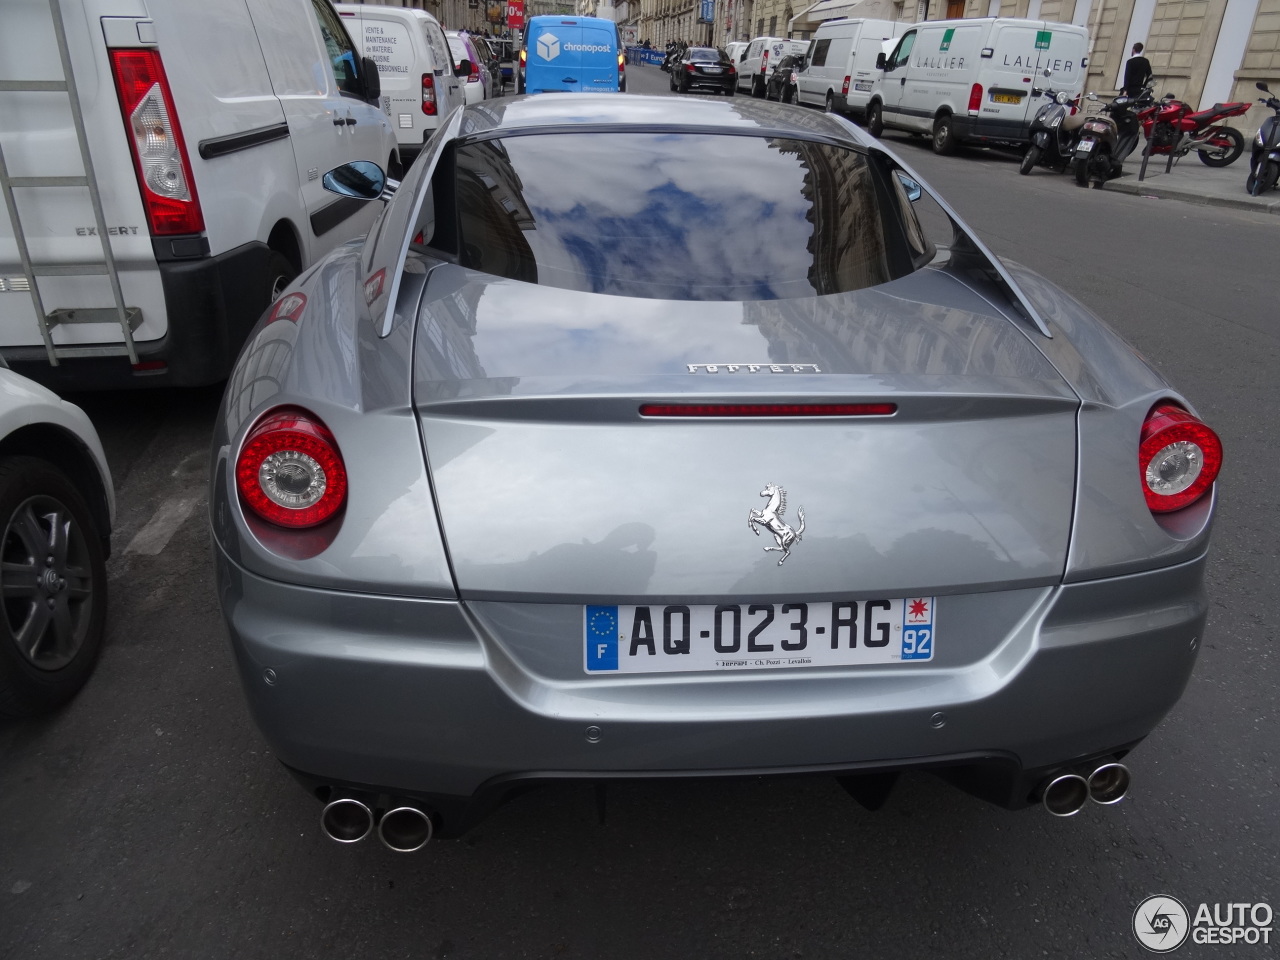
xmin=216 ymin=547 xmax=1207 ymax=833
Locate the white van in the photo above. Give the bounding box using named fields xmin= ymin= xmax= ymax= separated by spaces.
xmin=0 ymin=0 xmax=397 ymax=390
xmin=866 ymin=18 xmax=1089 ymax=154
xmin=796 ymin=18 xmax=910 ymax=115
xmin=336 ymin=5 xmax=465 ymax=167
xmin=725 ymin=41 xmax=748 ymax=72
xmin=737 ymin=37 xmax=811 ymax=98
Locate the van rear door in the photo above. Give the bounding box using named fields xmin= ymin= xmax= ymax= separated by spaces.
xmin=981 ymin=21 xmax=1088 ymax=136
xmin=526 ymin=20 xmax=618 ymax=93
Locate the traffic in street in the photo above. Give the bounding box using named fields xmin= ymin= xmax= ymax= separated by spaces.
xmin=2 ymin=19 xmax=1278 ymax=960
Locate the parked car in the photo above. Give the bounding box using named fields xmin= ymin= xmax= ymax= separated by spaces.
xmin=489 ymin=38 xmax=515 ymax=88
xmin=736 ymin=36 xmax=809 ymax=97
xmin=447 ymin=31 xmax=498 ymax=105
xmin=1 ymin=0 xmax=396 ymax=391
xmin=795 ymin=16 xmax=908 ymax=115
xmin=0 ymin=361 xmax=113 ymax=718
xmin=212 ymin=94 xmax=1221 ymax=847
xmin=866 ymin=17 xmax=1089 ymax=154
xmin=336 ymin=4 xmax=466 ymax=168
xmin=670 ymin=46 xmax=736 ymax=96
xmin=765 ymin=53 xmax=804 ymax=103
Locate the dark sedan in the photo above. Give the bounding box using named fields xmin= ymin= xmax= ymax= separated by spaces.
xmin=765 ymin=53 xmax=804 ymax=103
xmin=670 ymin=46 xmax=736 ymax=95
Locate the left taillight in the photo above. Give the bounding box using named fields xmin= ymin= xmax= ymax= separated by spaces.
xmin=968 ymin=83 xmax=983 ymax=113
xmin=1139 ymin=403 xmax=1222 ymax=514
xmin=236 ymin=408 xmax=348 ymax=528
xmin=108 ymin=49 xmax=204 ymax=235
xmin=468 ymin=60 xmax=481 ymax=83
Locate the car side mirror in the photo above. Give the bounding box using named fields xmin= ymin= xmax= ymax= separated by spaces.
xmin=323 ymin=161 xmax=389 ymax=202
xmin=454 ymin=58 xmax=472 ymax=78
xmin=361 ymin=56 xmax=381 ymax=104
xmin=876 ymin=52 xmax=887 ymax=70
xmin=895 ymin=172 xmax=922 ymax=203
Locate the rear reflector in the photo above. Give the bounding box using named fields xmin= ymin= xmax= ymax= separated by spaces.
xmin=640 ymin=403 xmax=897 ymax=418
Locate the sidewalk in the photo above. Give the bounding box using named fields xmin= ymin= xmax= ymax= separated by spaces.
xmin=1104 ymin=150 xmax=1280 ymax=215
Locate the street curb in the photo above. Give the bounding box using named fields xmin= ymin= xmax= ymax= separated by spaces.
xmin=1103 ymin=175 xmax=1280 ymax=216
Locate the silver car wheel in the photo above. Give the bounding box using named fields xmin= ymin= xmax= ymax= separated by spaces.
xmin=2 ymin=493 xmax=95 ymax=671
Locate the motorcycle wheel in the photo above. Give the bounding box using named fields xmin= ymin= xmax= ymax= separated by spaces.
xmin=1198 ymin=126 xmax=1245 ymax=167
xmin=1019 ymin=145 xmax=1041 ymax=175
xmin=1258 ymin=161 xmax=1280 ymax=195
xmin=1072 ymin=155 xmax=1089 ymax=187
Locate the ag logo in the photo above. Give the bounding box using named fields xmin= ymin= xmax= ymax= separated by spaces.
xmin=537 ymin=32 xmax=559 ymax=60
xmin=1133 ymin=896 xmax=1190 ymax=953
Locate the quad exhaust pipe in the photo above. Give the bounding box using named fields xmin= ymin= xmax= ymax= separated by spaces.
xmin=1041 ymin=761 xmax=1131 ymax=816
xmin=319 ymin=792 xmax=434 ymax=851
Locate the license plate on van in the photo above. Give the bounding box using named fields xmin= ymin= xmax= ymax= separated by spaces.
xmin=854 ymin=81 xmax=873 ymax=92
xmin=991 ymin=92 xmax=1023 ymax=104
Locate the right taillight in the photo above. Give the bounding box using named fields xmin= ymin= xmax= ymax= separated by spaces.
xmin=422 ymin=73 xmax=437 ymax=114
xmin=842 ymin=75 xmax=850 ymax=95
xmin=236 ymin=408 xmax=348 ymax=528
xmin=108 ymin=48 xmax=204 ymax=235
xmin=1139 ymin=403 xmax=1222 ymax=513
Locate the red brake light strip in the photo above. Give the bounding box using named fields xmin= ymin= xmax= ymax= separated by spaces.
xmin=639 ymin=403 xmax=896 ymax=418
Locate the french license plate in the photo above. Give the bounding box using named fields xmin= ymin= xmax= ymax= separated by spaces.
xmin=991 ymin=93 xmax=1022 ymax=104
xmin=854 ymin=81 xmax=873 ymax=92
xmin=584 ymin=599 xmax=935 ymax=674
xmin=1077 ymin=139 xmax=1094 ymax=153
xmin=704 ymin=66 xmax=722 ymax=74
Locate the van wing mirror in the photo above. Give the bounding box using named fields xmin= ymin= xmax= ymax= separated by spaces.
xmin=323 ymin=161 xmax=390 ymax=202
xmin=454 ymin=58 xmax=472 ymax=78
xmin=361 ymin=57 xmax=381 ymax=104
xmin=876 ymin=52 xmax=887 ymax=70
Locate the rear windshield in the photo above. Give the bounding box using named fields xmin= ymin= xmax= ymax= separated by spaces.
xmin=445 ymin=133 xmax=896 ymax=301
xmin=689 ymin=48 xmax=721 ymax=61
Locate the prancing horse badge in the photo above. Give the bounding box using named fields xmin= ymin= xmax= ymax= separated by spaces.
xmin=748 ymin=484 xmax=805 ymax=565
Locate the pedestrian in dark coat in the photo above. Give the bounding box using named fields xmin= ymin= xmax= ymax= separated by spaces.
xmin=1123 ymin=42 xmax=1152 ymax=97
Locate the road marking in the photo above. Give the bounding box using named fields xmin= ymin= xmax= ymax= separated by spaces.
xmin=124 ymin=496 xmax=200 ymax=556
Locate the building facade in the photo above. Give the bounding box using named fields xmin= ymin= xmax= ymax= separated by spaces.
xmin=615 ymin=0 xmax=1277 ymax=128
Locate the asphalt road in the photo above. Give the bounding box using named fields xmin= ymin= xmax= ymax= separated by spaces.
xmin=1 ymin=66 xmax=1276 ymax=960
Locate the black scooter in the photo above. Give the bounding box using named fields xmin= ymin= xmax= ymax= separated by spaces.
xmin=1020 ymin=83 xmax=1085 ymax=175
xmin=1247 ymin=81 xmax=1280 ymax=196
xmin=1070 ymin=87 xmax=1154 ymax=187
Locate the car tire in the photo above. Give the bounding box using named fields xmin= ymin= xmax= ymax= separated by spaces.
xmin=824 ymin=92 xmax=835 ymax=114
xmin=1019 ymin=144 xmax=1041 ymax=175
xmin=751 ymin=76 xmax=764 ymax=98
xmin=265 ymin=250 xmax=298 ymax=304
xmin=783 ymin=86 xmax=794 ymax=104
xmin=932 ymin=114 xmax=956 ymax=155
xmin=1198 ymin=126 xmax=1244 ymax=167
xmin=0 ymin=456 xmax=108 ymax=719
xmin=725 ymin=86 xmax=735 ymax=97
xmin=866 ymin=101 xmax=884 ymax=138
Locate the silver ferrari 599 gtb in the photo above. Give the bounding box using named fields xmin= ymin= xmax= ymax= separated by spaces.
xmin=209 ymin=95 xmax=1221 ymax=850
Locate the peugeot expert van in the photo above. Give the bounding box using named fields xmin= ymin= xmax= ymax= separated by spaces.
xmin=737 ymin=37 xmax=810 ymax=98
xmin=0 ymin=0 xmax=397 ymax=390
xmin=796 ymin=18 xmax=909 ymax=116
xmin=866 ymin=18 xmax=1089 ymax=154
xmin=522 ymin=16 xmax=624 ymax=94
xmin=336 ymin=4 xmax=465 ymax=166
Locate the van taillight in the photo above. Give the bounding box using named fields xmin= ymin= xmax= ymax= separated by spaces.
xmin=968 ymin=83 xmax=983 ymax=113
xmin=761 ymin=51 xmax=769 ymax=75
xmin=842 ymin=75 xmax=850 ymax=95
xmin=422 ymin=74 xmax=437 ymax=114
xmin=108 ymin=49 xmax=203 ymax=236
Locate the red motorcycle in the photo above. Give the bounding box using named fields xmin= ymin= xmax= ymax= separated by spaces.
xmin=1136 ymin=94 xmax=1250 ymax=166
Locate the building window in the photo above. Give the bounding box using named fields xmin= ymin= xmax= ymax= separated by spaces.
xmin=769 ymin=14 xmax=777 ymax=33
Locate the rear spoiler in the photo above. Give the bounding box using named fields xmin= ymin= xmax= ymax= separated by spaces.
xmin=869 ymin=145 xmax=1052 ymax=339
